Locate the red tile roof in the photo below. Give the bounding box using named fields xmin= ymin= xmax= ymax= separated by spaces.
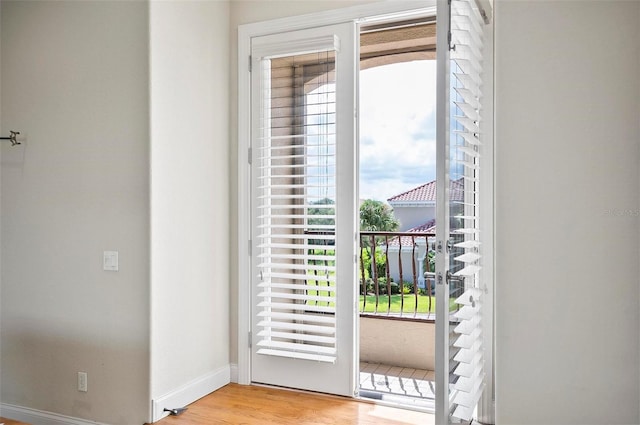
xmin=388 ymin=181 xmax=436 ymax=203
xmin=387 ymin=179 xmax=464 ymax=203
xmin=387 ymin=219 xmax=436 ymax=248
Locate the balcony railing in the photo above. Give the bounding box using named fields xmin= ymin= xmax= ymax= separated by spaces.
xmin=359 ymin=231 xmax=435 ymax=321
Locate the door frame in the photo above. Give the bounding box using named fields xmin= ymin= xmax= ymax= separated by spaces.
xmin=237 ymin=1 xmax=437 ymax=387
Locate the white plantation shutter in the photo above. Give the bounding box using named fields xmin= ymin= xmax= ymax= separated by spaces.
xmin=450 ymin=0 xmax=487 ymax=421
xmin=253 ymin=36 xmax=340 ymax=363
xmin=436 ymin=0 xmax=491 ymax=423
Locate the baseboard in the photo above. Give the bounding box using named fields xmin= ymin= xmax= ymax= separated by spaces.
xmin=229 ymin=363 xmax=238 ymax=383
xmin=151 ymin=364 xmax=230 ymax=422
xmin=0 ymin=403 xmax=109 ymax=425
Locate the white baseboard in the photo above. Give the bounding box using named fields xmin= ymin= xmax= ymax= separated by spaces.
xmin=0 ymin=403 xmax=108 ymax=425
xmin=151 ymin=364 xmax=230 ymax=422
xmin=229 ymin=363 xmax=238 ymax=383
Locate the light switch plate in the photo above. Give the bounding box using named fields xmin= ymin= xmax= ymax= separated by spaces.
xmin=103 ymin=251 xmax=119 ymax=271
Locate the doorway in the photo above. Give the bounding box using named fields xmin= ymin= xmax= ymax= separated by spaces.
xmin=237 ymin=1 xmax=493 ymax=423
xmin=357 ymin=19 xmax=438 ymax=410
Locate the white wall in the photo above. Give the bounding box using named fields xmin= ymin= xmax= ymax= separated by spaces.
xmin=0 ymin=1 xmax=150 ymax=423
xmin=150 ymin=0 xmax=230 ymax=418
xmin=494 ymin=1 xmax=640 ymax=423
xmin=392 ymin=204 xmax=435 ymax=231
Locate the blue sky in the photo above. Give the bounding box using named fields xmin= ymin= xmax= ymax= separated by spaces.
xmin=359 ymin=60 xmax=437 ymax=202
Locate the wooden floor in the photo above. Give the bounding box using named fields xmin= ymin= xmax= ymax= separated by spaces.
xmin=155 ymin=383 xmax=434 ymax=425
xmin=0 ymin=418 xmax=30 ymax=425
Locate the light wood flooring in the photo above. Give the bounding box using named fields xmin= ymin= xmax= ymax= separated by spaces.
xmin=155 ymin=383 xmax=434 ymax=425
xmin=0 ymin=418 xmax=30 ymax=425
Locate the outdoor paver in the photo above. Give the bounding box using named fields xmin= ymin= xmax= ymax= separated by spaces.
xmin=360 ymin=362 xmax=378 ymax=373
xmin=373 ymin=364 xmax=392 ymax=375
xmin=359 ymin=362 xmax=434 ymax=405
xmin=387 ymin=366 xmax=404 ymax=376
xmin=410 ymin=369 xmax=428 ymax=380
xmin=398 ymin=368 xmax=417 ymax=378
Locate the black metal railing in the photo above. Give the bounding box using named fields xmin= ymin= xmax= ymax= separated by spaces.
xmin=359 ymin=231 xmax=435 ymax=320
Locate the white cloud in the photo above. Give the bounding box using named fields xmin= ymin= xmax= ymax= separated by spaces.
xmin=359 ymin=61 xmax=437 ymax=202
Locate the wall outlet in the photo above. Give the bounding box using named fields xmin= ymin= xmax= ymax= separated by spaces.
xmin=78 ymin=372 xmax=88 ymax=392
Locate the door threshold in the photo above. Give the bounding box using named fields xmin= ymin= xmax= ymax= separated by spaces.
xmin=357 ymin=390 xmax=435 ymax=414
xmin=250 ymin=382 xmax=353 ymax=400
xmin=252 ymin=382 xmax=434 ymax=415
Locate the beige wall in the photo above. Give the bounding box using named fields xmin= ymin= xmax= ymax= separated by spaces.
xmin=1 ymin=1 xmax=232 ymax=423
xmin=494 ymin=1 xmax=640 ymax=423
xmin=360 ymin=318 xmax=434 ymax=370
xmin=150 ymin=0 xmax=230 ymax=410
xmin=0 ymin=1 xmax=150 ymax=423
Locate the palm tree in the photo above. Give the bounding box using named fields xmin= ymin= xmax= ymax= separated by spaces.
xmin=359 ymin=200 xmax=399 ymax=285
xmin=359 ymin=199 xmax=399 ymax=232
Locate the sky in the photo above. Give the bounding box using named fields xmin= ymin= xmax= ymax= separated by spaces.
xmin=359 ymin=60 xmax=437 ymax=202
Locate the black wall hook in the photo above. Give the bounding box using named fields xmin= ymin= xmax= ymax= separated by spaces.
xmin=1 ymin=131 xmax=21 ymax=146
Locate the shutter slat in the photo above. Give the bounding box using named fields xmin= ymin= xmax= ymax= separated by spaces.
xmin=259 ymin=252 xmax=336 ymax=261
xmin=453 ymin=304 xmax=479 ymax=321
xmin=256 ymin=348 xmax=336 ymax=363
xmin=257 ymin=320 xmax=335 ymax=335
xmin=455 ymin=131 xmax=481 ymax=146
xmin=452 ymin=379 xmax=484 ymax=408
xmin=453 ymin=368 xmax=483 ymax=393
xmin=257 ymin=340 xmax=336 ymax=355
xmin=454 ymin=287 xmax=483 ymax=306
xmin=258 ymin=262 xmax=336 ymax=272
xmin=258 ymin=242 xmax=336 ymax=251
xmin=257 ymin=311 xmax=336 ymax=324
xmin=257 ymin=330 xmax=336 ymax=344
xmin=454 ymin=240 xmax=481 ymax=249
xmin=263 ymin=272 xmax=335 ymax=282
xmin=258 ymin=224 xmax=336 ymax=230
xmin=258 ymin=291 xmax=334 ymax=303
xmin=453 ymin=264 xmax=481 ymax=277
xmin=454 ymin=252 xmax=481 ymax=263
xmin=257 ymin=282 xmax=337 ymax=292
xmin=457 ymin=145 xmax=479 ymax=158
xmin=453 ymin=354 xmax=482 ymax=378
xmin=454 ymin=116 xmax=479 ymax=133
xmin=257 ymin=233 xmax=335 ymax=241
xmin=451 ymin=404 xmax=473 ymax=422
xmin=453 ymin=87 xmax=478 ymax=109
xmin=257 ymin=302 xmax=335 ymax=314
xmin=452 ymin=227 xmax=478 ymax=235
xmin=453 ymin=328 xmax=481 ymax=349
xmin=454 ymin=73 xmax=482 ymax=97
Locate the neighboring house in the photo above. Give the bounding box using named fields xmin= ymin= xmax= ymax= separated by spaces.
xmin=384 ymin=180 xmax=464 ymax=287
xmin=387 ymin=180 xmax=437 ymax=231
xmin=385 ymin=219 xmax=435 ymax=289
xmin=385 ymin=181 xmax=437 ymax=288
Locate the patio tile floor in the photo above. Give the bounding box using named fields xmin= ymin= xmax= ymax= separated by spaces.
xmin=359 ymin=362 xmax=435 ymax=410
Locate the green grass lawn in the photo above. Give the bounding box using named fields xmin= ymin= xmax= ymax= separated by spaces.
xmin=359 ymin=294 xmax=458 ymax=314
xmin=305 ymin=281 xmax=458 ymax=314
